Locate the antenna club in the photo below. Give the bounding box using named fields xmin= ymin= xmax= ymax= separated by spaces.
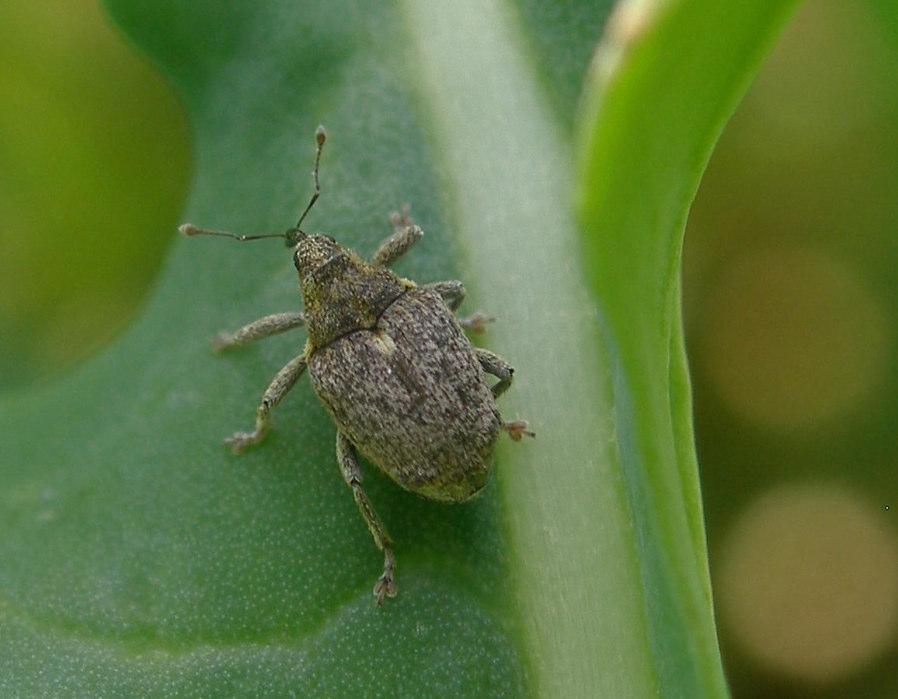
xmin=315 ymin=125 xmax=327 ymax=146
xmin=180 ymin=223 xmax=200 ymax=237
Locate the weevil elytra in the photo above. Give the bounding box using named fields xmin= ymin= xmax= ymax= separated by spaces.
xmin=181 ymin=126 xmax=533 ymax=604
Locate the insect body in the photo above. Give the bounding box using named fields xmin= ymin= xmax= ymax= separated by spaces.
xmin=181 ymin=127 xmax=532 ymax=604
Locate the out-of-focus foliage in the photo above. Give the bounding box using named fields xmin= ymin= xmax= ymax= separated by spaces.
xmin=0 ymin=0 xmax=189 ymax=390
xmin=684 ymin=1 xmax=898 ymax=696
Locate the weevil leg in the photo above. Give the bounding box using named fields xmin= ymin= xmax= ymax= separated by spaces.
xmin=224 ymin=354 xmax=307 ymax=453
xmin=212 ymin=312 xmax=305 ymax=353
xmin=336 ymin=431 xmax=397 ymax=605
xmin=476 ymin=348 xmax=535 ymax=440
xmin=425 ymin=280 xmax=494 ymax=333
xmin=390 ymin=203 xmax=413 ymax=233
xmin=427 ymin=280 xmax=465 ymax=311
xmin=371 ymin=206 xmax=423 ymax=267
xmin=501 ymin=420 xmax=535 ymax=441
xmin=457 ymin=311 xmax=495 ymax=333
xmin=476 ymin=347 xmax=514 ymax=397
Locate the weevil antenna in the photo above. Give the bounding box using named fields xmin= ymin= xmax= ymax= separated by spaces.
xmin=295 ymin=125 xmax=327 ymax=230
xmin=179 ymin=126 xmax=326 ymax=246
xmin=179 ymin=224 xmax=290 ymax=243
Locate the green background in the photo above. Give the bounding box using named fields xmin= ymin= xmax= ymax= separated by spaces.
xmin=2 ymin=0 xmax=896 ymax=696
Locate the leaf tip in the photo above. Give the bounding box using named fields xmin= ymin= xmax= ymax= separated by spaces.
xmin=591 ymin=0 xmax=662 ymax=85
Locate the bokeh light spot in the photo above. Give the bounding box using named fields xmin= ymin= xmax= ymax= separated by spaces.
xmin=718 ymin=483 xmax=898 ymax=684
xmin=702 ymin=247 xmax=889 ymax=430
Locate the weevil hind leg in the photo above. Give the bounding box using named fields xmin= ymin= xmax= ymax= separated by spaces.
xmin=336 ymin=431 xmax=398 ymax=605
xmin=212 ymin=311 xmax=305 ymax=352
xmin=476 ymin=348 xmax=535 ymax=440
xmin=224 ymin=354 xmax=307 ymax=453
xmin=425 ymin=280 xmax=494 ymax=333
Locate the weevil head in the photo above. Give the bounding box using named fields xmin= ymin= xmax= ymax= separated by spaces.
xmin=293 ymin=232 xmax=352 ymax=291
xmin=292 ymin=231 xmax=409 ymax=349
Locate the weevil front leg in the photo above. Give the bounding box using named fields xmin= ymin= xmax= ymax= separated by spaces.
xmin=336 ymin=431 xmax=397 ymax=605
xmin=374 ymin=206 xmax=492 ymax=331
xmin=426 ymin=280 xmax=494 ymax=333
xmin=476 ymin=348 xmax=534 ymax=441
xmin=225 ymin=354 xmax=307 ymax=453
xmin=212 ymin=312 xmax=305 ymax=353
xmin=371 ymin=204 xmax=423 ymax=267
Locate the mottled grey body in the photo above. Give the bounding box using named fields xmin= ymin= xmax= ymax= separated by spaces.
xmin=181 ymin=127 xmax=530 ymax=604
xmin=309 ymin=288 xmax=499 ymax=502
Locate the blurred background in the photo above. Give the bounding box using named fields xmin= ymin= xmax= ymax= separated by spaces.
xmin=1 ymin=0 xmax=895 ymax=696
xmin=0 ymin=0 xmax=188 ymax=389
xmin=684 ymin=1 xmax=898 ymax=696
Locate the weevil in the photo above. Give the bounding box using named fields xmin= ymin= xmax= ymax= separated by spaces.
xmin=180 ymin=126 xmax=532 ymax=604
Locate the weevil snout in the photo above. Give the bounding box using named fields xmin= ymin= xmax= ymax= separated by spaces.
xmin=294 ymin=233 xmax=343 ymax=281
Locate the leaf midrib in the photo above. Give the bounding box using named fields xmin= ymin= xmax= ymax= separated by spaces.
xmin=400 ymin=0 xmax=657 ymax=695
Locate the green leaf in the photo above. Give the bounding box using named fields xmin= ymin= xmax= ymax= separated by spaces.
xmin=0 ymin=0 xmax=795 ymax=695
xmin=576 ymin=0 xmax=800 ymax=694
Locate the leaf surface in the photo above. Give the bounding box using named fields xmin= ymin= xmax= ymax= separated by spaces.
xmin=0 ymin=0 xmax=796 ymax=695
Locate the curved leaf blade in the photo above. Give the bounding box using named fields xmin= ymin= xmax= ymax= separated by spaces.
xmin=576 ymin=0 xmax=801 ymax=694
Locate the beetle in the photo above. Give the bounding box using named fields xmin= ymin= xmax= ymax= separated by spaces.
xmin=180 ymin=126 xmax=532 ymax=604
